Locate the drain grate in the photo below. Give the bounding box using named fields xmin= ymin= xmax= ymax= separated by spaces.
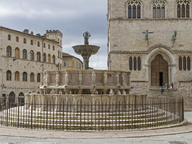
xmin=169 ymin=142 xmax=188 ymax=144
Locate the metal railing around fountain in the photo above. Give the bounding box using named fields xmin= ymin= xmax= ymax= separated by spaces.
xmin=0 ymin=97 xmax=184 ymax=131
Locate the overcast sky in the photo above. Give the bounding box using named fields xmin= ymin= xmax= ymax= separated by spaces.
xmin=0 ymin=0 xmax=108 ymax=69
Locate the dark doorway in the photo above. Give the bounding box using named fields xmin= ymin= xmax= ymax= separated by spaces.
xmin=159 ymin=72 xmax=163 ymax=86
xmin=151 ymin=54 xmax=168 ymax=86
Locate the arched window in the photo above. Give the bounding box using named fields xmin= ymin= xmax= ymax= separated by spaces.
xmin=177 ymin=0 xmax=190 ymax=18
xmin=22 ymin=49 xmax=27 ymax=59
xmin=153 ymin=0 xmax=166 ymax=18
xmin=37 ymin=41 xmax=40 ymax=47
xmin=53 ymin=46 xmax=55 ymax=50
xmin=52 ymin=55 xmax=55 ymax=64
xmin=48 ymin=54 xmax=51 ymax=63
xmin=187 ymin=56 xmax=191 ymax=71
xmin=183 ymin=56 xmax=186 ymax=71
xmin=127 ymin=0 xmax=141 ymax=19
xmin=30 ymin=73 xmax=35 ymax=82
xmin=23 ymin=38 xmax=26 ymax=44
xmin=138 ymin=57 xmax=141 ymax=71
xmin=23 ymin=72 xmax=27 ymax=81
xmin=18 ymin=92 xmax=24 ymax=106
xmin=16 ymin=36 xmax=19 ymax=42
xmin=8 ymin=34 xmax=11 ymax=41
xmin=37 ymin=52 xmax=41 ymax=62
xmin=134 ymin=57 xmax=137 ymax=70
xmin=129 ymin=57 xmax=132 ymax=70
xmin=30 ymin=50 xmax=34 ymax=60
xmin=179 ymin=56 xmax=182 ymax=71
xmin=31 ymin=40 xmax=33 ymax=45
xmin=6 ymin=46 xmax=12 ymax=57
xmin=37 ymin=73 xmax=41 ymax=82
xmin=48 ymin=44 xmax=50 ymax=49
xmin=15 ymin=48 xmax=20 ymax=59
xmin=6 ymin=70 xmax=12 ymax=81
xmin=15 ymin=71 xmax=20 ymax=81
xmin=9 ymin=92 xmax=15 ymax=104
xmin=43 ymin=53 xmax=46 ymax=62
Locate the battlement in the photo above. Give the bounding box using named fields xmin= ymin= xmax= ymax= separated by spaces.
xmin=46 ymin=30 xmax=63 ymax=37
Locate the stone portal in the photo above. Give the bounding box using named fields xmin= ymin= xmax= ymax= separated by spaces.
xmin=151 ymin=54 xmax=168 ymax=86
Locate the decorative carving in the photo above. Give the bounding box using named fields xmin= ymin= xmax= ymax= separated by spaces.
xmin=83 ymin=31 xmax=91 ymax=45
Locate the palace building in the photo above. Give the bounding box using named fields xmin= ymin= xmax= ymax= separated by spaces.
xmin=0 ymin=26 xmax=63 ymax=102
xmin=107 ymin=0 xmax=192 ymax=94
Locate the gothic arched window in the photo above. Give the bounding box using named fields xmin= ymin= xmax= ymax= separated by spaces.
xmin=153 ymin=0 xmax=166 ymax=18
xmin=22 ymin=49 xmax=27 ymax=59
xmin=37 ymin=52 xmax=41 ymax=62
xmin=52 ymin=55 xmax=55 ymax=64
xmin=30 ymin=73 xmax=35 ymax=82
xmin=127 ymin=0 xmax=141 ymax=19
xmin=23 ymin=38 xmax=26 ymax=44
xmin=30 ymin=50 xmax=34 ymax=60
xmin=6 ymin=70 xmax=12 ymax=81
xmin=37 ymin=73 xmax=41 ymax=82
xmin=177 ymin=0 xmax=190 ymax=18
xmin=134 ymin=57 xmax=137 ymax=70
xmin=15 ymin=48 xmax=20 ymax=59
xmin=48 ymin=54 xmax=51 ymax=63
xmin=6 ymin=46 xmax=12 ymax=57
xmin=23 ymin=72 xmax=27 ymax=81
xmin=43 ymin=53 xmax=46 ymax=62
xmin=15 ymin=71 xmax=20 ymax=81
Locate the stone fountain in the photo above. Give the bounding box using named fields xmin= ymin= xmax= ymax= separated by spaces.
xmin=72 ymin=31 xmax=100 ymax=69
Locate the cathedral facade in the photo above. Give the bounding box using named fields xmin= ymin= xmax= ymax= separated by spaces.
xmin=108 ymin=0 xmax=192 ymax=92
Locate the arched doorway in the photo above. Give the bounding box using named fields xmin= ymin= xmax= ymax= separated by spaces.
xmin=9 ymin=91 xmax=15 ymax=107
xmin=151 ymin=54 xmax=168 ymax=86
xmin=18 ymin=92 xmax=25 ymax=106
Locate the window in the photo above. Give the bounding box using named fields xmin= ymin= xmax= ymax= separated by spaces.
xmin=15 ymin=71 xmax=20 ymax=81
xmin=52 ymin=55 xmax=55 ymax=64
xmin=30 ymin=73 xmax=35 ymax=82
xmin=63 ymin=60 xmax=69 ymax=67
xmin=15 ymin=48 xmax=20 ymax=59
xmin=153 ymin=0 xmax=166 ymax=18
xmin=8 ymin=34 xmax=11 ymax=41
xmin=43 ymin=53 xmax=46 ymax=62
xmin=23 ymin=72 xmax=27 ymax=81
xmin=44 ymin=43 xmax=46 ymax=48
xmin=127 ymin=0 xmax=141 ymax=19
xmin=37 ymin=52 xmax=41 ymax=62
xmin=37 ymin=41 xmax=40 ymax=47
xmin=183 ymin=56 xmax=186 ymax=70
xmin=6 ymin=46 xmax=12 ymax=57
xmin=31 ymin=40 xmax=33 ymax=45
xmin=134 ymin=57 xmax=137 ymax=70
xmin=16 ymin=36 xmax=19 ymax=42
xmin=187 ymin=56 xmax=191 ymax=71
xmin=6 ymin=70 xmax=12 ymax=81
xmin=37 ymin=73 xmax=41 ymax=82
xmin=23 ymin=38 xmax=26 ymax=44
xmin=53 ymin=46 xmax=55 ymax=50
xmin=129 ymin=57 xmax=132 ymax=70
xmin=58 ymin=50 xmax=60 ymax=58
xmin=73 ymin=60 xmax=76 ymax=68
xmin=177 ymin=0 xmax=190 ymax=18
xmin=48 ymin=44 xmax=50 ymax=49
xmin=48 ymin=54 xmax=51 ymax=63
xmin=30 ymin=50 xmax=34 ymax=60
xmin=179 ymin=56 xmax=182 ymax=71
xmin=22 ymin=49 xmax=27 ymax=59
xmin=129 ymin=56 xmax=141 ymax=71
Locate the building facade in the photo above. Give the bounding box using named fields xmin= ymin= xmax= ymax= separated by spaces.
xmin=62 ymin=52 xmax=83 ymax=70
xmin=0 ymin=26 xmax=63 ymax=102
xmin=108 ymin=0 xmax=192 ymax=93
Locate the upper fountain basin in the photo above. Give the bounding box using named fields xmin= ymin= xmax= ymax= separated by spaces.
xmin=72 ymin=45 xmax=100 ymax=55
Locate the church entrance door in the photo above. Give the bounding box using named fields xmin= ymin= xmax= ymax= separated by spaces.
xmin=151 ymin=54 xmax=168 ymax=86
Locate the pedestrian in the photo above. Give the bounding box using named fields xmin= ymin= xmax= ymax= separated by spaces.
xmin=171 ymin=82 xmax=174 ymax=89
xmin=160 ymin=86 xmax=164 ymax=94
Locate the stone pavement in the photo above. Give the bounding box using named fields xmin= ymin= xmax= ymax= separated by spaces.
xmin=0 ymin=112 xmax=191 ymax=144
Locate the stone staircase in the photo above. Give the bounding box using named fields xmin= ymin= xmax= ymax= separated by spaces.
xmin=0 ymin=106 xmax=180 ymax=131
